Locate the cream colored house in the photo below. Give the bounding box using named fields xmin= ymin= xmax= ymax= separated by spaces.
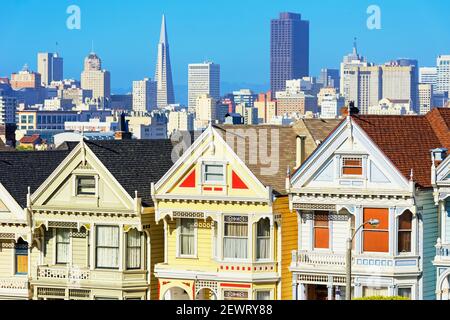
xmin=0 ymin=139 xmax=174 ymax=300
xmin=0 ymin=150 xmax=69 ymax=300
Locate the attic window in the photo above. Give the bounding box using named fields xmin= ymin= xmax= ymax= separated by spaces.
xmin=342 ymin=158 xmax=363 ymax=176
xmin=76 ymin=176 xmax=96 ymax=195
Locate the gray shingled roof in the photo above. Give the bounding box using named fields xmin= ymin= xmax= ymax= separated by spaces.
xmin=0 ymin=150 xmax=71 ymax=207
xmin=67 ymin=140 xmax=175 ymax=207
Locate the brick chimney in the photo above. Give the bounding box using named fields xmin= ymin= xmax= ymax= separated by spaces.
xmin=114 ymin=112 xmax=132 ymax=140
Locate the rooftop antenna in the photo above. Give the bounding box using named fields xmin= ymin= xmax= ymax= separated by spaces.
xmin=91 ymin=40 xmax=95 ymax=53
xmin=353 ymin=37 xmax=358 ymax=55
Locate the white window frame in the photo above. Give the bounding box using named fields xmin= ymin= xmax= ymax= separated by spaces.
xmin=95 ymin=225 xmax=120 ymax=270
xmin=223 ymin=215 xmax=249 ymax=262
xmin=256 ymin=219 xmax=271 ymax=261
xmin=176 ymin=218 xmax=198 ymax=258
xmin=126 ymin=229 xmax=142 ymax=270
xmin=202 ymin=161 xmax=226 ymax=185
xmin=340 ymin=156 xmax=364 ymax=179
xmin=74 ymin=175 xmax=98 ymax=197
xmin=55 ymin=228 xmax=71 ymax=265
xmin=254 ymin=289 xmax=272 ymax=300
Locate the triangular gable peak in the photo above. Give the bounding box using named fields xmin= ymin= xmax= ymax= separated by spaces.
xmin=434 ymin=152 xmax=450 ymax=203
xmin=31 ymin=141 xmax=136 ymax=214
xmin=153 ymin=126 xmax=271 ymax=203
xmin=290 ymin=117 xmax=411 ymax=195
xmin=0 ymin=182 xmax=27 ymax=224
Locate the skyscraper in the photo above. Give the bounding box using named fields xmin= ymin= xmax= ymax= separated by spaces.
xmin=37 ymin=52 xmax=63 ymax=86
xmin=270 ymin=12 xmax=309 ymax=95
xmin=132 ymin=78 xmax=157 ymax=113
xmin=419 ymin=67 xmax=438 ymax=91
xmin=188 ymin=62 xmax=220 ymax=110
xmin=340 ymin=40 xmax=368 ymax=101
xmin=155 ymin=15 xmax=175 ymax=108
xmin=437 ymin=55 xmax=450 ymax=95
xmin=80 ymin=52 xmax=111 ymax=105
xmin=318 ymin=68 xmax=340 ymax=90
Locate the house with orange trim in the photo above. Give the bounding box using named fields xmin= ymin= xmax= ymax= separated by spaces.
xmin=289 ymin=108 xmax=450 ymax=300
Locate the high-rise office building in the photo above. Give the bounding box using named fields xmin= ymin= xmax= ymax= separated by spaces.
xmin=319 ymin=69 xmax=340 ymax=90
xmin=418 ymin=83 xmax=433 ymax=115
xmin=188 ymin=62 xmax=220 ymax=111
xmin=340 ymin=40 xmax=369 ymax=101
xmin=80 ymin=52 xmax=111 ymax=104
xmin=155 ymin=15 xmax=175 ymax=108
xmin=37 ymin=52 xmax=63 ymax=86
xmin=437 ymin=55 xmax=450 ymax=95
xmin=232 ymin=89 xmax=257 ymax=107
xmin=194 ymin=94 xmax=216 ymax=130
xmin=270 ymin=12 xmax=309 ymax=95
xmin=382 ymin=63 xmax=418 ymax=113
xmin=275 ymin=80 xmax=318 ymax=116
xmin=132 ymin=78 xmax=157 ymax=113
xmin=419 ymin=67 xmax=438 ymax=91
xmin=345 ymin=65 xmax=382 ymax=115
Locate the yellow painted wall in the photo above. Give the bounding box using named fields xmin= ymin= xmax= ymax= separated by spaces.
xmin=274 ymin=196 xmax=297 ymax=300
xmin=0 ymin=240 xmax=13 ymax=276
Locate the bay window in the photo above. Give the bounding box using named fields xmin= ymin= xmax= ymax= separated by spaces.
xmin=126 ymin=229 xmax=141 ymax=269
xmin=256 ymin=219 xmax=270 ymax=260
xmin=255 ymin=291 xmax=271 ymax=300
xmin=224 ymin=216 xmax=248 ymax=259
xmin=56 ymin=229 xmax=71 ymax=264
xmin=96 ymin=226 xmax=120 ymax=269
xmin=363 ymin=208 xmax=389 ymax=253
xmin=398 ymin=211 xmax=412 ymax=253
xmin=179 ymin=219 xmax=195 ymax=256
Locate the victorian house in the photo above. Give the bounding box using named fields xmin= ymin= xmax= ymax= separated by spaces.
xmin=0 ymin=150 xmax=69 ymax=299
xmin=289 ymin=109 xmax=450 ymax=300
xmin=1 ymin=138 xmax=174 ymax=300
xmin=152 ymin=119 xmax=339 ymax=301
xmin=430 ymin=109 xmax=450 ymax=299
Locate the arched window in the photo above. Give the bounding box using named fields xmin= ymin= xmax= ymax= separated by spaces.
xmin=398 ymin=211 xmax=412 ymax=253
xmin=256 ymin=219 xmax=270 ymax=260
xmin=15 ymin=238 xmax=28 ymax=275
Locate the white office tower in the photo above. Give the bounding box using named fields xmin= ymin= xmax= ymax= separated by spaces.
xmin=437 ymin=55 xmax=450 ymax=95
xmin=418 ymin=83 xmax=433 ymax=115
xmin=419 ymin=67 xmax=438 ymax=91
xmin=382 ymin=64 xmax=417 ymax=113
xmin=194 ymin=94 xmax=216 ymax=130
xmin=340 ymin=40 xmax=368 ymax=101
xmin=168 ymin=109 xmax=194 ymax=136
xmin=188 ymin=62 xmax=220 ymax=111
xmin=155 ymin=15 xmax=175 ymax=108
xmin=81 ymin=52 xmax=111 ymax=105
xmin=132 ymin=78 xmax=157 ymax=113
xmin=37 ymin=52 xmax=63 ymax=86
xmin=344 ymin=65 xmax=382 ymax=114
xmin=320 ymin=93 xmax=345 ymax=119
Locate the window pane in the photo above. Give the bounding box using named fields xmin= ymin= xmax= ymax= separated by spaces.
xmin=314 ymin=212 xmax=329 ymax=249
xmin=56 ymin=229 xmax=70 ymax=264
xmin=398 ymin=288 xmax=412 ymax=299
xmin=224 ymin=238 xmax=247 ymax=259
xmin=127 ymin=229 xmax=141 ymax=269
xmin=180 ymin=219 xmax=195 ymax=256
xmin=363 ymin=231 xmax=389 ymax=252
xmin=398 ymin=231 xmax=411 ymax=253
xmin=96 ymin=226 xmax=119 ymax=269
xmin=364 ymin=208 xmax=389 ymax=230
xmin=399 ymin=211 xmax=412 ymax=230
xmin=205 ymin=165 xmax=224 ymax=183
xmin=77 ymin=176 xmax=96 ymax=195
xmin=363 ymin=287 xmax=388 ymax=297
xmin=256 ymin=291 xmax=271 ymax=300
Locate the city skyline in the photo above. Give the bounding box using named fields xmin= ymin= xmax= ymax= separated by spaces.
xmin=1 ymin=1 xmax=450 ymax=99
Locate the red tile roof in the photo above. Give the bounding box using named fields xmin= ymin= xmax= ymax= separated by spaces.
xmin=352 ymin=108 xmax=450 ymax=189
xmin=19 ymin=134 xmax=42 ymax=144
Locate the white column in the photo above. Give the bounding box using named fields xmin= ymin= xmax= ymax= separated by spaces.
xmin=389 ymin=208 xmax=395 ymax=256
xmin=441 ymin=201 xmax=446 ymax=244
xmin=355 ymin=206 xmax=363 ymax=254
xmin=299 ymin=283 xmax=306 ymax=300
xmin=218 ymin=217 xmax=223 ymax=260
xmin=248 ymin=219 xmax=253 ymax=262
xmin=269 ymin=221 xmax=275 ymax=261
xmin=297 ymin=211 xmax=302 ymax=251
xmin=163 ymin=219 xmax=168 ymax=263
xmin=89 ymin=224 xmax=95 ymax=270
xmin=119 ymin=225 xmax=125 ymax=271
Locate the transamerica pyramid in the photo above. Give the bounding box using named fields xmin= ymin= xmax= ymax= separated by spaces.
xmin=154 ymin=14 xmax=175 ymax=108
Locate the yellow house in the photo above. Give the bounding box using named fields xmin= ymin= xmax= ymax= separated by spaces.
xmin=25 ymin=139 xmax=173 ymax=300
xmin=152 ymin=119 xmax=339 ymax=300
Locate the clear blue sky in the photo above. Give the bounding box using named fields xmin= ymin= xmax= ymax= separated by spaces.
xmin=1 ymin=0 xmax=449 ymax=94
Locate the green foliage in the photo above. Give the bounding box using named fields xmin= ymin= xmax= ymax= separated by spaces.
xmin=353 ymin=296 xmax=410 ymax=300
xmin=16 ymin=145 xmax=34 ymax=151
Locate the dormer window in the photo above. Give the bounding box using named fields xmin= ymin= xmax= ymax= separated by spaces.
xmin=76 ymin=176 xmax=96 ymax=195
xmin=203 ymin=163 xmax=225 ymax=184
xmin=342 ymin=157 xmax=363 ymax=176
